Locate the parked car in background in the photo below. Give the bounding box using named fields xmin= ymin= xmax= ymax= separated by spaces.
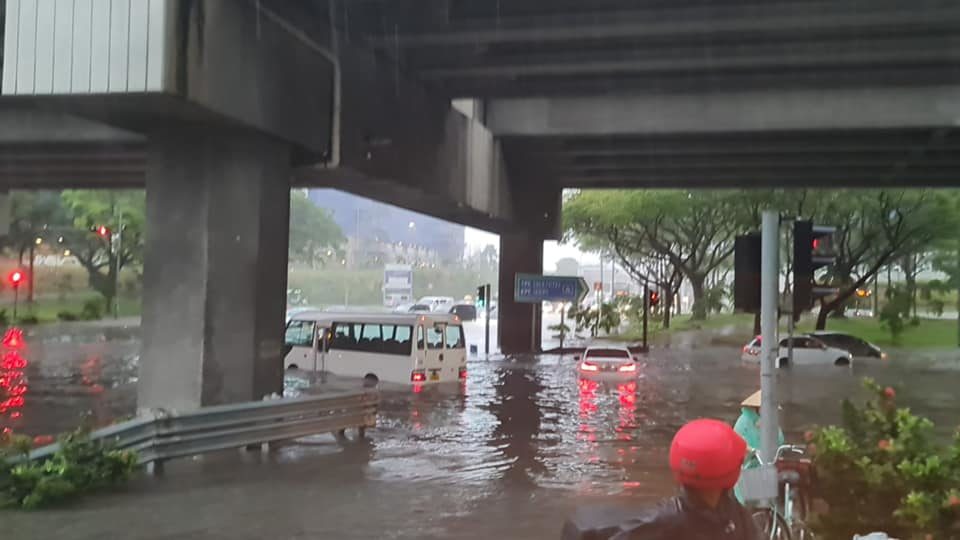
xmin=808 ymin=331 xmax=885 ymax=359
xmin=740 ymin=335 xmax=854 ymax=367
xmin=449 ymin=303 xmax=477 ymax=321
xmin=408 ymin=304 xmax=433 ymax=313
xmin=417 ymin=296 xmax=456 ymax=313
xmin=576 ymin=346 xmax=638 ymax=379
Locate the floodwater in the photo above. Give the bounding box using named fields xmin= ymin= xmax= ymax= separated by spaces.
xmin=4 ymin=324 xmax=960 ymax=539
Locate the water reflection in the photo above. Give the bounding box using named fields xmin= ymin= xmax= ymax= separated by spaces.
xmin=489 ymin=366 xmax=545 ymax=486
xmin=0 ymin=328 xmax=28 ymax=435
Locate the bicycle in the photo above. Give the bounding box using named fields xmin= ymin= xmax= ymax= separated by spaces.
xmin=739 ymin=444 xmax=816 ymax=540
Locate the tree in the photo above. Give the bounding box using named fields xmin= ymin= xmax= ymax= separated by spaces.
xmin=288 ymin=191 xmax=345 ymax=268
xmin=564 ymin=190 xmax=749 ymax=320
xmin=810 ymin=190 xmax=954 ymax=330
xmin=3 ymin=191 xmax=73 ymax=302
xmin=929 ymin=193 xmax=960 ymax=346
xmin=60 ymin=190 xmax=146 ymax=311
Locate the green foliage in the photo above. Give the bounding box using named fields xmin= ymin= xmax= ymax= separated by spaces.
xmin=61 ymin=190 xmax=146 ymax=305
xmin=880 ymin=286 xmax=912 ymax=344
xmin=929 ymin=299 xmax=946 ymax=318
xmin=16 ymin=315 xmax=39 ymax=325
xmin=0 ymin=309 xmax=8 ymax=326
xmin=548 ymin=322 xmax=572 ymax=341
xmin=811 ymin=378 xmax=960 ymax=539
xmin=288 ymin=191 xmax=346 ymax=267
xmin=563 ymin=190 xmax=750 ymax=321
xmin=81 ymin=299 xmax=103 ymax=321
xmin=570 ymin=302 xmax=621 ymax=336
xmin=56 ymin=311 xmax=79 ymax=322
xmin=703 ymin=285 xmax=727 ymax=314
xmin=1 ymin=428 xmax=137 ymax=509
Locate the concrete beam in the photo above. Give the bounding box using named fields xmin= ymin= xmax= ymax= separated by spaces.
xmin=419 ymin=36 xmax=960 ymax=80
xmin=372 ymin=1 xmax=960 ymax=47
xmin=487 ymin=86 xmax=960 ymax=137
xmin=2 ymin=1 xmax=333 ymax=153
xmin=293 ymin=40 xmax=517 ymax=233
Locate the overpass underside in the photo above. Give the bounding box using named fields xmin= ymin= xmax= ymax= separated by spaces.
xmin=2 ymin=0 xmax=960 ymax=411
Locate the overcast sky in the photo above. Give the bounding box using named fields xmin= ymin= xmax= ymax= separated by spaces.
xmin=464 ymin=227 xmax=600 ymax=270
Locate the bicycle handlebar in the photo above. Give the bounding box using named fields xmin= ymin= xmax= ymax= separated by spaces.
xmin=746 ymin=444 xmax=807 ymax=466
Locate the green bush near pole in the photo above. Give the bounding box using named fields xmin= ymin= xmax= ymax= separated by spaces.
xmin=0 ymin=429 xmax=137 ymax=509
xmin=811 ymin=378 xmax=960 ymax=539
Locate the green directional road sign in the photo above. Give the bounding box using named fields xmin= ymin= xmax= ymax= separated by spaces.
xmin=514 ymin=274 xmax=590 ymax=304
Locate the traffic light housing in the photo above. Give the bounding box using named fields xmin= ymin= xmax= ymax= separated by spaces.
xmin=733 ymin=233 xmax=762 ymax=313
xmin=648 ymin=290 xmax=660 ymax=307
xmin=793 ymin=220 xmax=837 ymax=319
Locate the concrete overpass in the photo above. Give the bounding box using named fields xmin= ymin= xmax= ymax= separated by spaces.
xmin=2 ymin=0 xmax=959 ymax=413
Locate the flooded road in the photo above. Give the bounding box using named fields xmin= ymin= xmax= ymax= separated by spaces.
xmin=4 ymin=324 xmax=960 ymax=539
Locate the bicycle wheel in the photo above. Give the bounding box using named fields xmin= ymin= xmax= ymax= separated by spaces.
xmin=752 ymin=508 xmax=792 ymax=540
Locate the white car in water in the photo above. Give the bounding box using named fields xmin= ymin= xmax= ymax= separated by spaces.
xmin=576 ymin=345 xmax=638 ymax=379
xmin=741 ymin=335 xmax=853 ymax=368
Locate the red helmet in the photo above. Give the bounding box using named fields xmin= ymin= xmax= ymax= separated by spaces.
xmin=669 ymin=419 xmax=746 ymax=490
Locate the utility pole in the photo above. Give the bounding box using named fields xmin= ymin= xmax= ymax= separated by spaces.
xmin=760 ymin=211 xmax=780 ymax=466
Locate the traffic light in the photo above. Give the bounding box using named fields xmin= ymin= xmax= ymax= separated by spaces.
xmin=93 ymin=225 xmax=111 ymax=238
xmin=648 ymin=290 xmax=660 ymax=307
xmin=793 ymin=220 xmax=837 ymax=319
xmin=733 ymin=233 xmax=762 ymax=313
xmin=7 ymin=269 xmax=24 ymax=289
xmin=476 ymin=285 xmax=487 ymax=308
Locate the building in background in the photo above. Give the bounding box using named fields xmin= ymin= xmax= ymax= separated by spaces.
xmin=309 ymin=189 xmax=465 ymax=267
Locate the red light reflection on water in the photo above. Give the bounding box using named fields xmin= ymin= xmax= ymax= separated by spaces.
xmin=0 ymin=328 xmax=28 ymax=431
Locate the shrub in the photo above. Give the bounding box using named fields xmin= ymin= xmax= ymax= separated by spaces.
xmin=811 ymin=378 xmax=960 ymax=539
xmin=16 ymin=315 xmax=39 ymax=325
xmin=80 ymin=299 xmax=103 ymax=321
xmin=56 ymin=311 xmax=79 ymax=322
xmin=0 ymin=309 xmax=8 ymax=326
xmin=1 ymin=428 xmax=137 ymax=509
xmin=879 ymin=286 xmax=911 ymax=344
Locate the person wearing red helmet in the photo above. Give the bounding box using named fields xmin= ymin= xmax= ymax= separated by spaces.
xmin=610 ymin=418 xmax=761 ymax=539
xmin=561 ymin=418 xmax=761 ymax=540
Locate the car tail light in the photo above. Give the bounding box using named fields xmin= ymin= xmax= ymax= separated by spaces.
xmin=579 ymin=361 xmax=599 ymax=372
xmin=618 ymin=363 xmax=637 ymax=373
xmin=458 ymin=367 xmax=467 ymax=380
xmin=411 ymin=370 xmax=426 ymax=383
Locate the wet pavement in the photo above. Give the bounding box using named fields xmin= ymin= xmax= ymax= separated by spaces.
xmin=3 ymin=324 xmax=960 ymax=539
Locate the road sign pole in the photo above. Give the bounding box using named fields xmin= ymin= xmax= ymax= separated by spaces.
xmin=484 ymin=284 xmax=491 ymax=357
xmin=13 ymin=286 xmax=18 ymax=320
xmin=555 ymin=302 xmax=562 ymax=351
xmin=760 ymin=210 xmax=780 ymax=467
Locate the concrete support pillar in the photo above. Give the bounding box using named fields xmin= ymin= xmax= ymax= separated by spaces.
xmin=138 ymin=131 xmax=291 ymax=412
xmin=498 ymin=231 xmax=544 ymax=355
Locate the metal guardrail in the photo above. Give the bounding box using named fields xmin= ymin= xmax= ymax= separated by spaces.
xmin=26 ymin=390 xmax=379 ymax=469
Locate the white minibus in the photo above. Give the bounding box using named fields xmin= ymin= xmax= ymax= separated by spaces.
xmin=283 ymin=312 xmax=467 ymax=385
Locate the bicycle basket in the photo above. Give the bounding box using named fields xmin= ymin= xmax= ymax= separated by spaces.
xmin=737 ymin=465 xmax=778 ymax=502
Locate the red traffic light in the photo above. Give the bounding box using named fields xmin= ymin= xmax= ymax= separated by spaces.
xmin=7 ymin=270 xmax=24 ymax=288
xmin=648 ymin=291 xmax=660 ymax=306
xmin=94 ymin=225 xmax=111 ymax=238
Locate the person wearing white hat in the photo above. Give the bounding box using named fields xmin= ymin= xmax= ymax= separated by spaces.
xmin=732 ymin=390 xmax=784 ymax=504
